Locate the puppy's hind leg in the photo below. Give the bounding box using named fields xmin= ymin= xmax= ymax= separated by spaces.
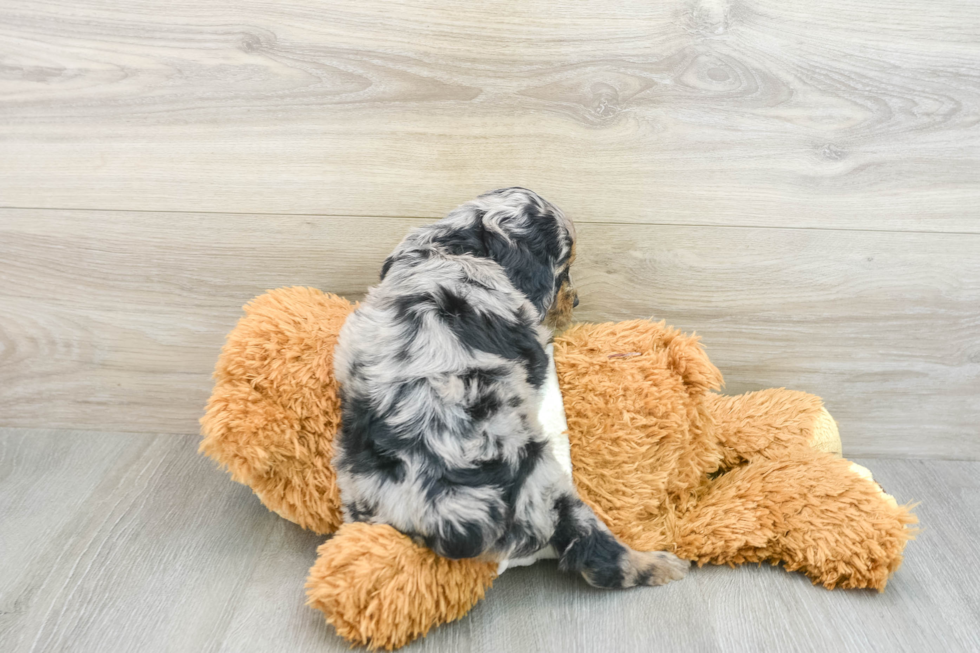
xmin=550 ymin=493 xmax=688 ymax=589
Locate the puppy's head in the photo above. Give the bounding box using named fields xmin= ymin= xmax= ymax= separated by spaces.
xmin=475 ymin=188 xmax=577 ymax=326
xmin=382 ymin=188 xmax=578 ymax=326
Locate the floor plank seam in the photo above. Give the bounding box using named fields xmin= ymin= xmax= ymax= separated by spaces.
xmin=3 ymin=205 xmax=978 ymax=236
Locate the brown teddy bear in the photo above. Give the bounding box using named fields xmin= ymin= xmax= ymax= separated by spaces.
xmin=200 ymin=286 xmax=916 ymax=651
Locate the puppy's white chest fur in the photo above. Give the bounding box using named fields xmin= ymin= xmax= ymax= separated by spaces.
xmin=498 ymin=343 xmax=572 ymax=573
xmin=536 ymin=344 xmax=573 ymax=475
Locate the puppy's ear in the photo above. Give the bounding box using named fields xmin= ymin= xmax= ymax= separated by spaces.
xmin=380 ymin=255 xmax=395 ymax=281
xmin=482 ymin=228 xmax=556 ymax=317
xmin=430 ymin=209 xmax=489 ymax=258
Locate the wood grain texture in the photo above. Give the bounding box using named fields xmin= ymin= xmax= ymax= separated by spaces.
xmin=0 ymin=429 xmax=326 ymax=652
xmin=1 ymin=0 xmax=979 ymax=230
xmin=1 ymin=209 xmax=977 ymax=458
xmin=1 ymin=428 xmax=978 ymax=652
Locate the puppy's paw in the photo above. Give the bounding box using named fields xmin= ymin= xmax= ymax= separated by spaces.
xmin=628 ymin=549 xmax=689 ymax=586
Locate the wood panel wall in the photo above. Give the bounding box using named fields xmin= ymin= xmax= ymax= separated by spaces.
xmin=1 ymin=0 xmax=978 ymax=457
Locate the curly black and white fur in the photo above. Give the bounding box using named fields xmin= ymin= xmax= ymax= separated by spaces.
xmin=333 ymin=188 xmax=687 ymax=589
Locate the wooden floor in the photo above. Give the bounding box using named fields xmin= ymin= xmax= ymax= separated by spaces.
xmin=0 ymin=427 xmax=977 ymax=653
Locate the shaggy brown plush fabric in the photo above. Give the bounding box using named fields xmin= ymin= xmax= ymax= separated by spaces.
xmin=554 ymin=319 xmax=725 ymax=554
xmin=200 ymin=287 xmax=916 ymax=650
xmin=554 ymin=321 xmax=916 ymax=591
xmin=307 ymin=523 xmax=496 ymax=650
xmin=672 ymin=446 xmax=917 ymax=589
xmin=200 ymin=288 xmax=354 ymax=534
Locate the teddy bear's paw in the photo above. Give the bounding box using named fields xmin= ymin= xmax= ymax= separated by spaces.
xmin=627 ymin=549 xmax=690 ymax=587
xmin=809 ymin=407 xmax=842 ymax=456
xmin=849 ymin=462 xmax=899 ymax=508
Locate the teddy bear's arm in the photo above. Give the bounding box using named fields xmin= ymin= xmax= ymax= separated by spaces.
xmin=705 ymin=389 xmax=841 ymax=469
xmin=672 ymin=447 xmax=916 ymax=591
xmin=306 ymin=522 xmax=497 ymax=651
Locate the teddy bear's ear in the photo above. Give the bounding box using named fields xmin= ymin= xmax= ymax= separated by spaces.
xmin=662 ymin=329 xmax=724 ymax=395
xmin=200 ymin=286 xmax=355 ymax=534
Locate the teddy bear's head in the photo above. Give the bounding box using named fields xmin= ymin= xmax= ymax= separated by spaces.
xmin=200 ymin=287 xmax=355 ymax=534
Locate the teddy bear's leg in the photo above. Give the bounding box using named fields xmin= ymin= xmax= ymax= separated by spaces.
xmin=673 ymin=447 xmax=916 ymax=591
xmin=705 ymin=389 xmax=841 ymax=469
xmin=306 ymin=522 xmax=498 ymax=650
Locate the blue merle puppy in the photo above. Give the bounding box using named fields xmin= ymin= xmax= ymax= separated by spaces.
xmin=333 ymin=188 xmax=688 ymax=589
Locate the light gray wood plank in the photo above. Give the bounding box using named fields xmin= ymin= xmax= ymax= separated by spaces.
xmin=572 ymin=225 xmax=980 ymax=461
xmin=0 ymin=431 xmax=133 ymax=605
xmin=1 ymin=0 xmax=978 ymax=231
xmin=2 ymin=430 xmax=977 ymax=652
xmin=213 ymin=520 xmax=342 ymax=653
xmin=0 ymin=429 xmax=287 ymax=653
xmin=0 ymin=210 xmax=420 ymax=436
xmin=2 ymin=209 xmax=977 ymax=458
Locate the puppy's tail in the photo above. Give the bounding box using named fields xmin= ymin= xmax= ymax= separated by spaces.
xmin=550 ymin=493 xmax=688 ymax=589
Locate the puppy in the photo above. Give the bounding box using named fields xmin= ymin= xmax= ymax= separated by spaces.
xmin=333 ymin=188 xmax=687 ymax=588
